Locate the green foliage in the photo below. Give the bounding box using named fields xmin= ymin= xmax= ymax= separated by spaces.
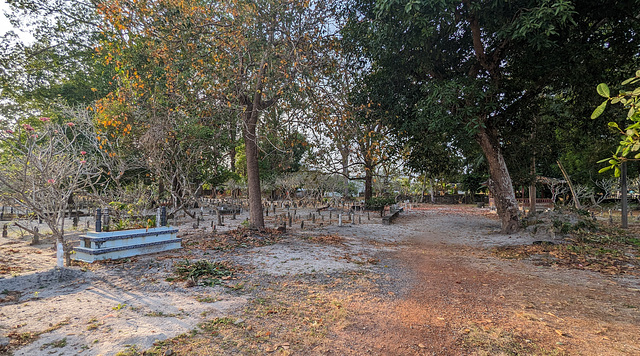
xmin=461 ymin=171 xmax=488 ymax=194
xmin=112 ymin=303 xmax=127 ymax=311
xmin=592 ymin=70 xmax=640 ymax=176
xmin=198 ymin=317 xmax=239 ymax=332
xmin=114 ymin=345 xmax=142 ymax=356
xmin=174 ymin=260 xmax=233 ymax=287
xmin=344 ymin=0 xmax=640 ymax=218
xmin=365 ymin=196 xmax=395 ymax=209
xmin=0 ymin=1 xmax=114 ymax=114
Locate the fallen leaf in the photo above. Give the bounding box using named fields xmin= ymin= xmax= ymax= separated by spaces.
xmin=555 ymin=329 xmax=568 ymax=337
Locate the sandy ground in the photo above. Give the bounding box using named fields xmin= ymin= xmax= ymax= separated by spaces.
xmin=0 ymin=204 xmax=639 ymax=355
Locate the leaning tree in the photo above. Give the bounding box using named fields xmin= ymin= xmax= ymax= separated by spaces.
xmin=342 ymin=0 xmax=640 ymax=232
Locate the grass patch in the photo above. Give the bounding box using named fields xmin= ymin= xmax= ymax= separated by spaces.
xmin=41 ymin=337 xmax=67 ymax=350
xmin=461 ymin=325 xmax=566 ymax=355
xmin=199 ymin=317 xmax=239 ymax=332
xmin=4 ymin=318 xmax=71 ymax=352
xmin=196 ymin=295 xmax=218 ymax=303
xmin=115 ymin=344 xmax=142 ymax=356
xmin=86 ymin=317 xmax=102 ymax=331
xmin=145 ymin=311 xmax=179 ymax=317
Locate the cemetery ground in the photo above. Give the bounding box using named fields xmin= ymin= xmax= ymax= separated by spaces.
xmin=0 ymin=205 xmax=639 ymax=355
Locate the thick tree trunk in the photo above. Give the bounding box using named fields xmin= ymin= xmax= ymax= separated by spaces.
xmin=158 ymin=180 xmax=165 ymax=203
xmin=243 ymin=109 xmax=264 ymax=229
xmin=476 ymin=127 xmax=520 ymax=233
xmin=364 ymin=165 xmax=373 ymax=203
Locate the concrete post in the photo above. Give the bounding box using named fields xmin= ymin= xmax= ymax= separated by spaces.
xmin=95 ymin=208 xmax=102 ymax=232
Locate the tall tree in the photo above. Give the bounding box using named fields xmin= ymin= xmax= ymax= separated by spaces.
xmin=98 ymin=0 xmax=337 ymax=228
xmin=0 ymin=0 xmax=112 ymax=113
xmin=343 ymin=0 xmax=640 ymax=232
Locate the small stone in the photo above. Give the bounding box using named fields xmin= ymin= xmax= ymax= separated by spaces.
xmin=164 ymin=350 xmax=174 ymax=356
xmin=0 ymin=336 xmax=10 ymax=349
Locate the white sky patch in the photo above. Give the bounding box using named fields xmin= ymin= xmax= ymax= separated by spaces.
xmin=0 ymin=2 xmax=35 ymax=43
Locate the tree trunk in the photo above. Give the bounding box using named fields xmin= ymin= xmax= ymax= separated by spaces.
xmin=429 ymin=178 xmax=435 ymax=203
xmin=476 ymin=127 xmax=520 ymax=233
xmin=529 ymin=156 xmax=536 ymax=215
xmin=557 ymin=160 xmax=581 ymax=210
xmin=243 ymin=109 xmax=264 ymax=229
xmin=364 ymin=165 xmax=373 ymax=203
xmin=340 ymin=148 xmax=349 ymax=198
xmin=158 ymin=179 xmax=165 ymax=203
xmin=229 ymin=128 xmax=237 ymax=173
xmin=421 ymin=173 xmax=427 ymax=203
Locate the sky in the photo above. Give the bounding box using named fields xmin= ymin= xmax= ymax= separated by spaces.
xmin=0 ymin=1 xmax=34 ymax=42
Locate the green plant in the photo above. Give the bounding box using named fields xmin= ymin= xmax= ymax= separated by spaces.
xmin=198 ymin=317 xmax=238 ymax=332
xmin=115 ymin=344 xmax=141 ymax=356
xmin=227 ymin=282 xmax=244 ymax=291
xmin=592 ymin=70 xmax=640 ymax=176
xmin=196 ymin=296 xmax=218 ymax=303
xmin=41 ymin=338 xmax=67 ymax=349
xmin=365 ymin=197 xmax=395 ymax=209
xmin=145 ymin=311 xmax=178 ymax=317
xmin=112 ymin=303 xmax=127 ymax=310
xmin=174 ymin=259 xmax=233 ymax=286
xmin=114 ymin=219 xmax=131 ymax=231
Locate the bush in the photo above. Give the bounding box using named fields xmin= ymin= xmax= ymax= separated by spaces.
xmin=365 ymin=197 xmax=395 ymax=210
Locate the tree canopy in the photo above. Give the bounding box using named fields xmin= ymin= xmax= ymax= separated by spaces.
xmin=341 ymin=0 xmax=640 ymax=231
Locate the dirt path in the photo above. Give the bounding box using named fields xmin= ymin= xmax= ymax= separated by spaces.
xmin=328 ymin=208 xmax=640 ymax=355
xmin=1 ymin=205 xmax=639 ymax=355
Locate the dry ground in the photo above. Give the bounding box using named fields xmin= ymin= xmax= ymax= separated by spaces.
xmin=1 ymin=205 xmax=639 ymax=355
